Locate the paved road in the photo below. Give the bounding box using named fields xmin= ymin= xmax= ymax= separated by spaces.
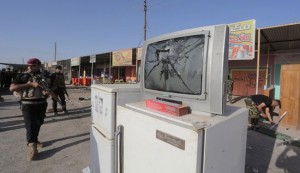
xmin=1 ymin=88 xmax=300 ymax=173
xmin=230 ymin=96 xmax=300 ymax=173
xmin=0 ymin=87 xmax=91 ymax=173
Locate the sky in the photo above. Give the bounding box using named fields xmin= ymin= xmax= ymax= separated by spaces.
xmin=0 ymin=0 xmax=299 ymax=65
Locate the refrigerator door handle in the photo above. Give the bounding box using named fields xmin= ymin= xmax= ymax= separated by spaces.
xmin=114 ymin=125 xmax=124 ymax=173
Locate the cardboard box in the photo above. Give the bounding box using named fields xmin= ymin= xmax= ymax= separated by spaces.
xmin=145 ymin=99 xmax=189 ymax=116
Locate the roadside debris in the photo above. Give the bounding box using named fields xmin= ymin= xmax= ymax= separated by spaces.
xmin=79 ymin=97 xmax=91 ymax=101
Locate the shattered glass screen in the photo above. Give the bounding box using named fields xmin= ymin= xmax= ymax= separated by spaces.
xmin=144 ymin=34 xmax=205 ymax=95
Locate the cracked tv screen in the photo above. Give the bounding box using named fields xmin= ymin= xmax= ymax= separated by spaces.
xmin=144 ymin=34 xmax=205 ymax=95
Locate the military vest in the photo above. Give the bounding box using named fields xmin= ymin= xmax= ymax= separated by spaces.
xmin=16 ymin=72 xmax=47 ymax=100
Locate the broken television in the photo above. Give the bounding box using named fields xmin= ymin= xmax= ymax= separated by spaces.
xmin=141 ymin=25 xmax=228 ymax=114
xmin=144 ymin=34 xmax=207 ymax=96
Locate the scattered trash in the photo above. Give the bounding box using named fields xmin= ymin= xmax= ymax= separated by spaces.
xmin=247 ymin=146 xmax=254 ymax=150
xmin=270 ymin=111 xmax=288 ymax=130
xmin=252 ymin=168 xmax=259 ymax=173
xmin=79 ymin=97 xmax=91 ymax=101
xmin=283 ymin=138 xmax=293 ymax=145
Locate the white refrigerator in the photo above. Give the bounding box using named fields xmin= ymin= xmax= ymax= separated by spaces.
xmin=116 ymin=102 xmax=248 ymax=173
xmin=90 ymin=84 xmax=141 ymax=173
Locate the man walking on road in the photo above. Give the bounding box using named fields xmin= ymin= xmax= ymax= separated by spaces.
xmin=10 ymin=58 xmax=48 ymax=161
xmin=50 ymin=65 xmax=68 ymax=115
xmin=0 ymin=94 xmax=4 ymax=102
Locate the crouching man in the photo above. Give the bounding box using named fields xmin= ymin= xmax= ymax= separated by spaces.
xmin=244 ymin=94 xmax=281 ymax=129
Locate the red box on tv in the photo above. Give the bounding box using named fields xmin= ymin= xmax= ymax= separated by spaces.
xmin=145 ymin=99 xmax=189 ymax=116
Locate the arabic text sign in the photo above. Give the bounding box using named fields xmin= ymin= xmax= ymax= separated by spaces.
xmin=228 ymin=20 xmax=256 ymax=60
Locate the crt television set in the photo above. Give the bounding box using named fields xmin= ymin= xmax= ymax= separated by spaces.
xmin=140 ymin=24 xmax=229 ymax=115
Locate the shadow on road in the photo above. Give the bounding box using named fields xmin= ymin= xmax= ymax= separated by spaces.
xmin=0 ymin=114 xmax=23 ymax=120
xmin=276 ymin=143 xmax=300 ymax=173
xmin=245 ymin=127 xmax=277 ymax=173
xmin=42 ymin=132 xmax=90 ymax=148
xmin=0 ymin=111 xmax=91 ymax=132
xmin=37 ymin=137 xmax=90 ymax=160
xmin=0 ymin=100 xmax=20 ymax=109
xmin=45 ymin=112 xmax=90 ymax=124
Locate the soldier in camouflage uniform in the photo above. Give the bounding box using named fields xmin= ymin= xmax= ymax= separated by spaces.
xmin=227 ymin=75 xmax=234 ymax=104
xmin=244 ymin=96 xmax=260 ymax=128
xmin=244 ymin=94 xmax=281 ymax=129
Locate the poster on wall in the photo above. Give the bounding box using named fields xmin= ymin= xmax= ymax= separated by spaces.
xmin=228 ymin=19 xmax=256 ymax=60
xmin=112 ymin=48 xmax=133 ymax=66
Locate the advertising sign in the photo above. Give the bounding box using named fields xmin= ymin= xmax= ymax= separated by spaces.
xmin=71 ymin=57 xmax=81 ymax=66
xmin=90 ymin=55 xmax=96 ymax=63
xmin=228 ymin=19 xmax=256 ymax=60
xmin=112 ymin=48 xmax=133 ymax=66
xmin=137 ymin=47 xmax=143 ymax=60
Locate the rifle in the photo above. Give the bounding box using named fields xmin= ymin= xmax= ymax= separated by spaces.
xmin=33 ymin=75 xmax=62 ymax=106
xmin=64 ymin=88 xmax=70 ymax=100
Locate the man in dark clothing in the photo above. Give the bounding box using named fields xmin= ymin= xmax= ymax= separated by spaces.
xmin=1 ymin=68 xmax=6 ymax=89
xmin=43 ymin=70 xmax=51 ymax=79
xmin=10 ymin=58 xmax=48 ymax=161
xmin=244 ymin=94 xmax=281 ymax=127
xmin=50 ymin=65 xmax=68 ymax=115
xmin=0 ymin=92 xmax=4 ymax=101
xmin=5 ymin=68 xmax=13 ymax=88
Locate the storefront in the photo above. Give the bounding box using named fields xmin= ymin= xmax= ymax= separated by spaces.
xmin=71 ymin=57 xmax=81 ymax=78
xmin=111 ymin=48 xmax=137 ymax=83
xmin=229 ymin=22 xmax=300 ymax=99
xmin=229 ymin=53 xmax=275 ymax=96
xmin=227 ymin=22 xmax=300 ymax=130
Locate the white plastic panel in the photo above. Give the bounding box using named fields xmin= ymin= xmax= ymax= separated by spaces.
xmin=117 ymin=106 xmax=203 ymax=173
xmin=203 ymin=107 xmax=248 ymax=173
xmin=91 ymin=88 xmax=116 ymax=139
xmin=90 ymin=125 xmax=114 ymax=173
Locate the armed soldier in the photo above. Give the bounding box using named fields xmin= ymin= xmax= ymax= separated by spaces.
xmin=0 ymin=94 xmax=4 ymax=102
xmin=10 ymin=58 xmax=48 ymax=161
xmin=50 ymin=65 xmax=68 ymax=115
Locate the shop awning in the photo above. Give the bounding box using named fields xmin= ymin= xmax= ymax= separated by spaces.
xmin=254 ymin=22 xmax=300 ymax=94
xmin=256 ymin=22 xmax=300 ymax=52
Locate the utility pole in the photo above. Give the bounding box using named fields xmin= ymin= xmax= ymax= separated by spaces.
xmin=54 ymin=41 xmax=57 ymax=61
xmin=144 ymin=0 xmax=147 ymax=41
